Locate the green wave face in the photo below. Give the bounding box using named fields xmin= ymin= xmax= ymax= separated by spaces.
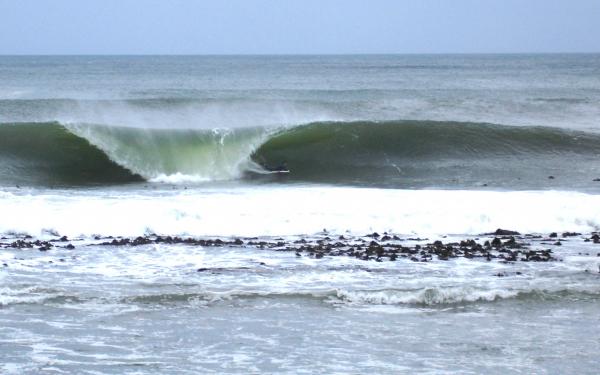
xmin=252 ymin=120 xmax=600 ymax=188
xmin=0 ymin=122 xmax=143 ymax=186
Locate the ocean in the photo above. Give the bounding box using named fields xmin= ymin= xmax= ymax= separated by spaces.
xmin=1 ymin=54 xmax=600 ymax=374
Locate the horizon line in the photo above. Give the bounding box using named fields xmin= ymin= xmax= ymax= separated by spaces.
xmin=1 ymin=52 xmax=599 ymax=57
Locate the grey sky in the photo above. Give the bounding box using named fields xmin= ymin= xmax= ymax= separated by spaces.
xmin=0 ymin=0 xmax=599 ymax=54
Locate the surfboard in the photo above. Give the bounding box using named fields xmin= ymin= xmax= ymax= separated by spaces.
xmin=265 ymin=170 xmax=290 ymax=174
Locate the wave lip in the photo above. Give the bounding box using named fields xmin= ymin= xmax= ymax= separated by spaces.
xmin=67 ymin=122 xmax=270 ymax=182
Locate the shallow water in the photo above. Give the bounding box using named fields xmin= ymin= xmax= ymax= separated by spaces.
xmin=1 ymin=237 xmax=599 ymax=374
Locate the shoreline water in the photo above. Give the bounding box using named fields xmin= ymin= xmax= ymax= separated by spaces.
xmin=2 ymin=227 xmax=600 ymax=374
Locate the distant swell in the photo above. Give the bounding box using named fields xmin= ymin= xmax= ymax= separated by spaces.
xmin=2 ymin=120 xmax=600 ymax=187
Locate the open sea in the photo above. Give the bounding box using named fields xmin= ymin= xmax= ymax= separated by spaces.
xmin=1 ymin=54 xmax=600 ymax=374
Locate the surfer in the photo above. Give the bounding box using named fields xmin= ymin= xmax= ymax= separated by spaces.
xmin=264 ymin=161 xmax=289 ymax=173
xmin=254 ymin=155 xmax=289 ymax=174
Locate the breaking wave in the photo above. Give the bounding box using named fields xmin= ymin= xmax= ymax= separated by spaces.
xmin=2 ymin=120 xmax=600 ymax=187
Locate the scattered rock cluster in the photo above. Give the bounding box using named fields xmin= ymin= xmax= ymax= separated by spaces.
xmin=0 ymin=228 xmax=577 ymax=263
xmin=0 ymin=235 xmax=74 ymax=251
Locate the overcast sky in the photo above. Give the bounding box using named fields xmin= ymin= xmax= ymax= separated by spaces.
xmin=0 ymin=0 xmax=599 ymax=54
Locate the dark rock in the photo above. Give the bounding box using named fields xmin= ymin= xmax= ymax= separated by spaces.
xmin=491 ymin=237 xmax=502 ymax=247
xmin=493 ymin=229 xmax=520 ymax=236
xmin=10 ymin=240 xmax=33 ymax=249
xmin=4 ymin=230 xmax=568 ymax=264
xmin=132 ymin=236 xmax=152 ymax=246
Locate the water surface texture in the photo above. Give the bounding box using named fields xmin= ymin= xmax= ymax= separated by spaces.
xmin=1 ymin=55 xmax=600 ymax=374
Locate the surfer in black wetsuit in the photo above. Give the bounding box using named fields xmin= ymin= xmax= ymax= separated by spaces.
xmin=273 ymin=161 xmax=288 ymax=172
xmin=255 ymin=156 xmax=289 ymax=173
xmin=263 ymin=161 xmax=289 ymax=173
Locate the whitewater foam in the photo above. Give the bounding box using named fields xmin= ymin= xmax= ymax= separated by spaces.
xmin=1 ymin=187 xmax=600 ymax=238
xmin=334 ymin=287 xmax=521 ymax=306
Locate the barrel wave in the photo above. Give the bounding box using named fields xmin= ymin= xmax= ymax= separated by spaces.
xmin=2 ymin=120 xmax=600 ymax=188
xmin=0 ymin=122 xmax=268 ymax=186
